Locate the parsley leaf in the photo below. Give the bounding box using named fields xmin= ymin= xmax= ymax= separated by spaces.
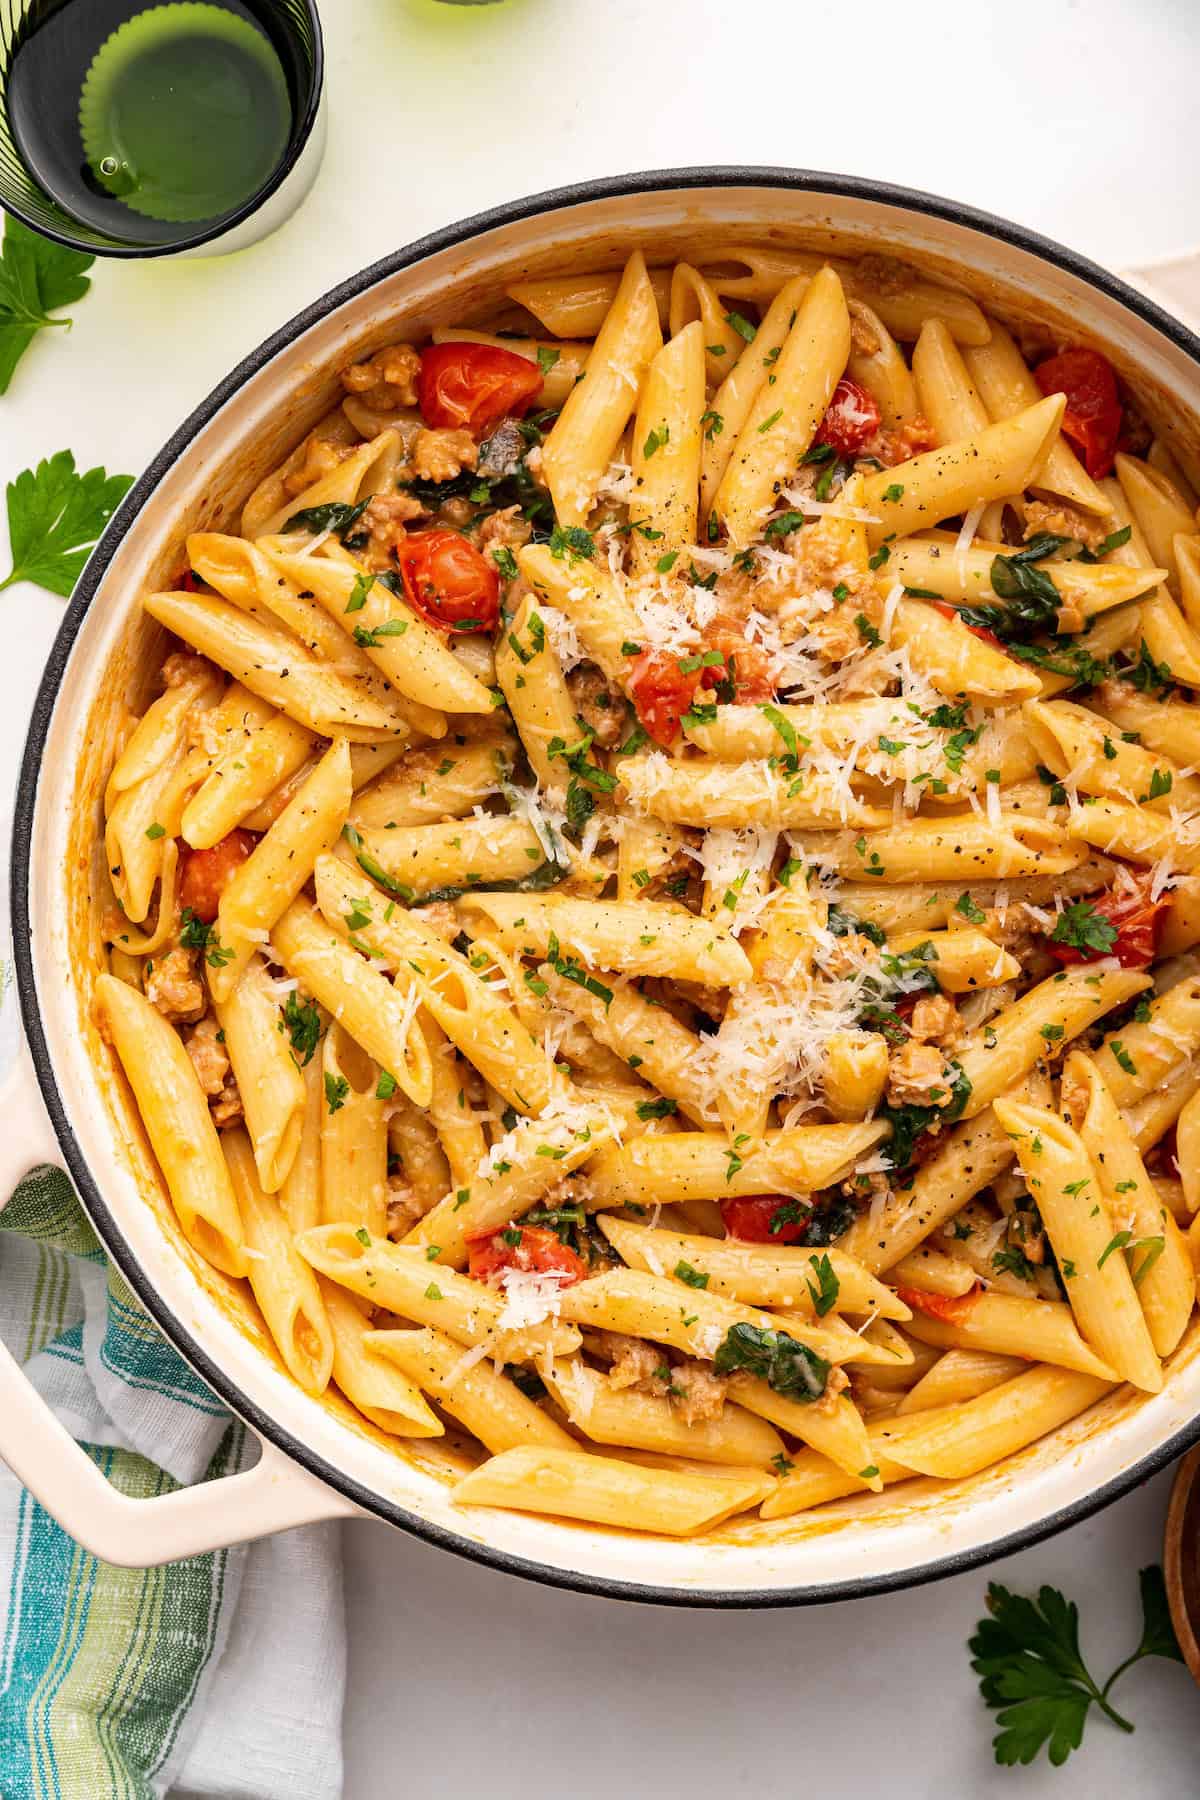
xmin=548 ymin=523 xmax=595 ymax=562
xmin=1050 ymin=901 xmax=1118 ymax=956
xmin=725 ymin=311 xmax=757 ymax=343
xmin=282 ymin=991 xmax=322 ymax=1067
xmin=805 ymin=1252 xmax=839 ymax=1317
xmin=1 ymin=451 xmax=133 ymax=597
xmin=969 ymin=1567 xmax=1183 ymax=1767
xmin=0 ymin=216 xmax=94 ymax=395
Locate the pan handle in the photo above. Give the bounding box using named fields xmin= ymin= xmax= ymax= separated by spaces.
xmin=0 ymin=1344 xmax=358 ymax=1563
xmin=0 ymin=886 xmax=359 ymax=1562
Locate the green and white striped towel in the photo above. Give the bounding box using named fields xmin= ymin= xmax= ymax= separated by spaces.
xmin=0 ymin=1168 xmax=345 ymax=1800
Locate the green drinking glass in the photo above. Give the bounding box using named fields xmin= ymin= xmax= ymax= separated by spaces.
xmin=0 ymin=0 xmax=324 ymax=256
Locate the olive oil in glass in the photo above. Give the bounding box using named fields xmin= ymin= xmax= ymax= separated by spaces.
xmin=4 ymin=0 xmax=302 ymax=247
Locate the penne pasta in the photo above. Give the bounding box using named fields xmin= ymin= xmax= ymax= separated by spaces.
xmin=97 ymin=245 xmax=1200 ymax=1537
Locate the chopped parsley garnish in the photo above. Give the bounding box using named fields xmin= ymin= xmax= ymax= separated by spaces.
xmin=1097 ymin=1229 xmax=1133 ymax=1269
xmin=324 ymin=1073 xmax=349 ymax=1114
xmin=345 ymin=571 xmax=375 ymax=613
xmin=282 ymin=991 xmax=322 ymax=1066
xmin=805 ymin=1252 xmax=839 ymax=1317
xmin=548 ymin=523 xmax=595 ymax=562
xmin=1049 ymin=901 xmax=1118 ymax=957
xmin=764 ymin=510 xmax=806 ymax=539
xmin=636 ymin=1096 xmax=678 ymax=1120
xmin=178 ymin=907 xmax=235 ymax=969
xmin=643 ymin=424 xmax=670 ymax=459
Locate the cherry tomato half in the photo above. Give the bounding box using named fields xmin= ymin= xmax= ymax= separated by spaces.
xmin=719 ymin=1195 xmax=809 ymax=1244
xmin=1048 ymin=870 xmax=1169 ymax=970
xmin=394 ymin=529 xmax=500 ymax=634
xmin=466 ymin=1223 xmax=588 ymax=1286
xmin=1034 ymin=347 xmax=1123 ymax=480
xmin=417 ymin=343 xmax=544 ymax=439
xmin=625 ymin=648 xmax=701 ymax=747
xmin=816 ymin=377 xmax=881 ymax=460
xmin=179 ymin=829 xmax=257 ymax=924
xmin=894 ymin=1284 xmax=981 ymax=1326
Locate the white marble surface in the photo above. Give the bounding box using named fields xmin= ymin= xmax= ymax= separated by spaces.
xmin=2 ymin=0 xmax=1200 ymax=1791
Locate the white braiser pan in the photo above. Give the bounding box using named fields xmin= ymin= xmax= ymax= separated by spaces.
xmin=3 ymin=170 xmax=1200 ymax=1602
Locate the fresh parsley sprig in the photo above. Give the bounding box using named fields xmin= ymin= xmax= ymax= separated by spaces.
xmin=969 ymin=1566 xmax=1183 ymax=1767
xmin=1 ymin=450 xmax=133 ymax=597
xmin=0 ymin=216 xmax=95 ymax=395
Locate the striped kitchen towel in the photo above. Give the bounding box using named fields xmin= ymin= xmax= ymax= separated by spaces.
xmin=0 ymin=1168 xmax=345 ymax=1800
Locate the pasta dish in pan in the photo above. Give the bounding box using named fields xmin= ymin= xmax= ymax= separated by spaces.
xmin=96 ymin=245 xmax=1200 ymax=1537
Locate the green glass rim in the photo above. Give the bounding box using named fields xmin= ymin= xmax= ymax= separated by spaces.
xmin=0 ymin=0 xmax=324 ymax=257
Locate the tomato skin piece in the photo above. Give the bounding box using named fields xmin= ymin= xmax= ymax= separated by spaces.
xmin=700 ymin=628 xmax=776 ymax=704
xmin=1033 ymin=347 xmax=1123 ymax=480
xmin=930 ymin=599 xmax=1005 ymax=652
xmin=719 ymin=1195 xmax=809 ymax=1245
xmin=466 ymin=1223 xmax=587 ymax=1286
xmin=394 ymin=528 xmax=500 ymax=634
xmin=1048 ymin=872 xmax=1168 ymax=970
xmin=816 ymin=377 xmax=882 ymax=460
xmin=417 ymin=343 xmax=543 ymax=438
xmin=179 ymin=829 xmax=257 ymax=924
xmin=626 ymin=648 xmax=702 ymax=747
xmin=894 ymin=1283 xmax=981 ymax=1325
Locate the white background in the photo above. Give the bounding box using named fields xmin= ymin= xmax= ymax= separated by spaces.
xmin=2 ymin=0 xmax=1200 ymax=1793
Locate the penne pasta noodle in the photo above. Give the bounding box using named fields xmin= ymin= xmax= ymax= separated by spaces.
xmin=859 ymin=395 xmax=1066 ymax=545
xmin=1063 ymin=1052 xmax=1195 ymax=1358
xmin=210 ymin=737 xmax=353 ymax=1002
xmin=541 ymin=250 xmax=663 ymax=527
xmin=596 ymin=1216 xmax=908 ymax=1319
xmin=457 ymin=892 xmax=753 ymax=988
xmin=584 ymin=1122 xmax=887 ymax=1209
xmin=453 ymin=1445 xmax=773 ymax=1535
xmin=319 ymin=1280 xmax=443 ymax=1438
xmin=96 ymin=974 xmax=247 ymax=1278
xmin=97 ymin=243 xmax=1200 ymax=1536
xmin=547 ymin=1359 xmax=785 ymax=1467
xmin=296 ymin=1223 xmax=579 ymax=1362
xmin=715 ymin=266 xmax=851 ymax=546
xmin=367 ymin=1326 xmax=576 ymax=1454
xmin=319 ymin=1024 xmax=388 ymax=1236
xmin=212 ymin=953 xmax=306 ymax=1194
xmin=224 ymin=1128 xmax=334 ymax=1395
xmin=271 ymin=895 xmax=432 ymax=1108
xmin=961 ymin=319 xmax=1112 ymax=514
xmin=628 ymin=321 xmax=705 ymax=569
xmin=993 ymin=1098 xmax=1161 ymax=1390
